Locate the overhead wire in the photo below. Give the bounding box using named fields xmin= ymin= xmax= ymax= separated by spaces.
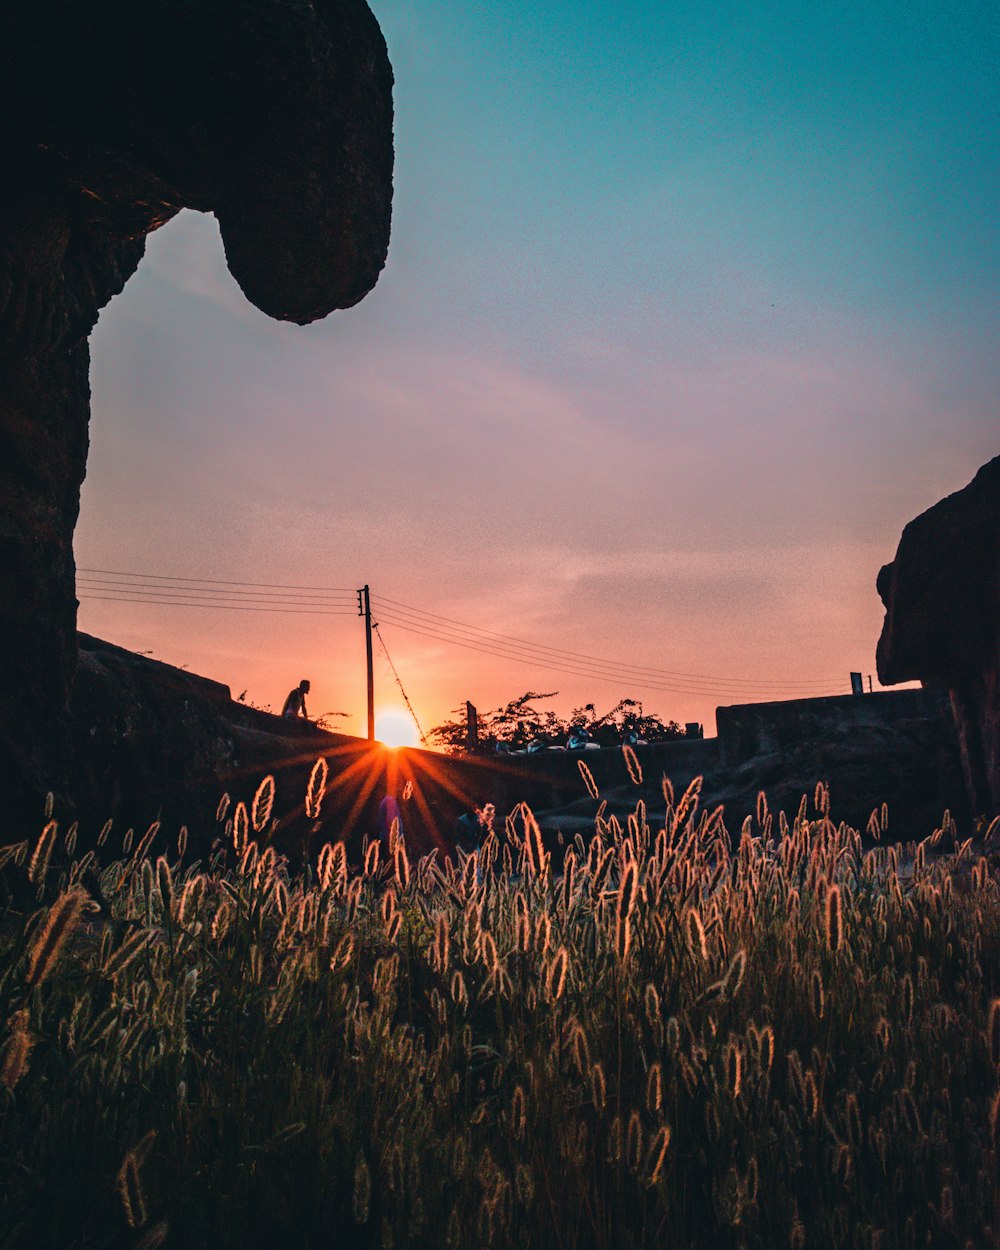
xmin=78 ymin=580 xmax=352 ymax=605
xmin=372 ymin=621 xmax=428 ymax=744
xmin=371 ymin=593 xmax=842 ymax=690
xmin=371 ymin=604 xmax=844 ymax=698
xmin=372 ymin=612 xmax=845 ymax=701
xmin=76 ymin=565 xmax=850 ymax=702
xmin=76 ymin=567 xmax=356 ymax=615
xmin=77 ymin=566 xmax=355 ymax=593
xmin=78 ymin=594 xmax=356 ymax=616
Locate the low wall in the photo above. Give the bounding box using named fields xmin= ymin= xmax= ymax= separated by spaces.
xmin=715 ymin=689 xmax=952 ymax=766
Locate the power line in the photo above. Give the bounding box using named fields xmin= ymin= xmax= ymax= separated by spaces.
xmin=78 ymin=566 xmax=355 ymax=593
xmin=373 ymin=613 xmax=845 ymax=700
xmin=372 ymin=621 xmax=428 ymax=745
xmin=78 ymin=565 xmax=851 ymax=702
xmin=371 ymin=594 xmax=843 ymax=690
xmin=78 ymin=594 xmax=356 ymax=616
xmin=371 ymin=606 xmax=843 ymax=698
xmin=79 ymin=576 xmax=352 ymax=600
xmin=78 ymin=579 xmax=353 ymax=606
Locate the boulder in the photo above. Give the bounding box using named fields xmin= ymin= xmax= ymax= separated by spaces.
xmin=877 ymin=456 xmax=1000 ymax=816
xmin=0 ymin=0 xmax=394 ymax=829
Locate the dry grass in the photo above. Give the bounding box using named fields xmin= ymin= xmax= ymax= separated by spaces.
xmin=0 ymin=772 xmax=997 ymax=1249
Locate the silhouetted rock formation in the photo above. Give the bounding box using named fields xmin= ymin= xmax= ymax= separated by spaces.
xmin=0 ymin=0 xmax=393 ymax=824
xmin=877 ymin=456 xmax=1000 ymax=816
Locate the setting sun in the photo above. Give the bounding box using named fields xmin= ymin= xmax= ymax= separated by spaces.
xmin=374 ymin=709 xmax=419 ymax=749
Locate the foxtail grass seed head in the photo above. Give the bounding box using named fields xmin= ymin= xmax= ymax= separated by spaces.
xmin=116 ymin=1132 xmax=155 ymax=1230
xmin=626 ymin=1110 xmax=643 ymax=1172
xmin=546 ymin=947 xmax=569 ymax=1001
xmin=618 ymin=859 xmax=639 ymax=925
xmin=825 ymin=883 xmax=843 ymax=953
xmin=394 ymin=844 xmax=411 ymax=889
xmin=156 ymin=856 xmax=173 ymax=917
xmin=211 ymin=901 xmax=232 ymax=943
xmin=760 ymin=1025 xmax=775 ymax=1075
xmin=434 ymin=913 xmax=450 ymax=974
xmin=510 ymin=1085 xmax=526 ymax=1139
xmin=232 ymin=802 xmax=248 ymax=856
xmin=623 ymin=743 xmax=643 ymax=785
xmin=568 ymin=1020 xmax=591 ymax=1075
xmin=331 ymin=932 xmax=354 ymax=972
xmin=645 ymin=1124 xmax=671 ymax=1185
xmin=522 ymin=805 xmax=548 ymax=878
xmin=727 ymin=1043 xmax=743 ymax=1098
xmin=578 ymin=759 xmax=599 ymax=799
xmin=846 ymin=1093 xmax=862 ymax=1147
xmin=251 ymin=774 xmax=275 ymax=833
xmin=305 ymin=756 xmax=328 ymax=820
xmin=28 ymin=888 xmax=87 ymax=988
xmin=901 ymin=973 xmax=914 ymax=1025
xmin=722 ymin=948 xmax=746 ymax=998
xmin=353 ymin=1155 xmax=371 ymax=1224
xmin=28 ymin=821 xmax=57 ymax=886
xmin=989 ymin=998 xmax=1000 ymax=1068
xmin=615 ymin=914 xmax=632 ymax=961
xmin=104 ymin=928 xmax=155 ymax=980
xmin=646 ymin=1061 xmax=663 ymax=1113
xmin=686 ymin=907 xmax=708 ymax=961
xmin=811 ymin=970 xmax=825 ymax=1019
xmin=591 ymin=1061 xmax=607 ymax=1112
xmin=1 ymin=1011 xmax=34 ymax=1091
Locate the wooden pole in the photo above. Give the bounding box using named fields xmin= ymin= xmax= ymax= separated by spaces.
xmin=364 ymin=585 xmax=374 ymax=741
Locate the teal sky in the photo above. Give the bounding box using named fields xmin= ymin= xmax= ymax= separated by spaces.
xmin=78 ymin=0 xmax=999 ymax=737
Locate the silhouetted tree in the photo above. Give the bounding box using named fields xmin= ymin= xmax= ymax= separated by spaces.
xmin=429 ymin=692 xmax=683 ymax=754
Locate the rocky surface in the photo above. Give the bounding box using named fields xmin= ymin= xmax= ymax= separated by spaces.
xmin=0 ymin=0 xmax=394 ymax=828
xmin=877 ymin=456 xmax=1000 ymax=816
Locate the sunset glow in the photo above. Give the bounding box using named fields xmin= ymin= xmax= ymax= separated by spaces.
xmin=74 ymin=0 xmax=996 ymax=741
xmin=375 ymin=710 xmax=420 ymax=749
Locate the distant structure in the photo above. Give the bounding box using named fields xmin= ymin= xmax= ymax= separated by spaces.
xmin=0 ymin=0 xmax=394 ymax=820
xmin=466 ymin=701 xmax=479 ymax=753
xmin=877 ymin=455 xmax=1000 ymax=816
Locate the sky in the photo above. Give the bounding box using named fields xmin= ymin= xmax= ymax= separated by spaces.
xmin=76 ymin=0 xmax=999 ymax=742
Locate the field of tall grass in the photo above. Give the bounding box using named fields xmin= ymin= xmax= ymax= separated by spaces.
xmin=0 ymin=758 xmax=998 ymax=1250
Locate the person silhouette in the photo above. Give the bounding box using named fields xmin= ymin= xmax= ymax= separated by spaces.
xmin=281 ymin=679 xmax=311 ymax=719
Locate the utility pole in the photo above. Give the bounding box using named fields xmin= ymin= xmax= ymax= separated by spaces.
xmin=357 ymin=585 xmax=375 ymax=741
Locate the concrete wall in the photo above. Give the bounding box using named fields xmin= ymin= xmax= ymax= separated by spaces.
xmin=715 ymin=689 xmax=951 ymax=767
